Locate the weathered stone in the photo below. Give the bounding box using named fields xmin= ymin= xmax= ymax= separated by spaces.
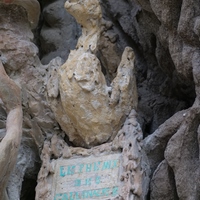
xmin=165 ymin=107 xmax=200 ymax=200
xmin=0 ymin=0 xmax=40 ymax=29
xmin=40 ymin=0 xmax=80 ymax=64
xmin=150 ymin=160 xmax=178 ymax=200
xmin=2 ymin=0 xmax=200 ymax=198
xmin=101 ymin=0 xmax=192 ymax=137
xmin=143 ymin=109 xmax=187 ymax=173
xmin=7 ymin=140 xmax=40 ymax=200
xmin=52 ymin=154 xmax=121 ymax=199
xmin=47 ymin=0 xmax=138 ymax=147
xmin=0 ymin=60 xmax=22 ymax=200
xmin=0 ymin=3 xmax=64 ymax=199
xmin=35 ymin=110 xmax=150 ymax=200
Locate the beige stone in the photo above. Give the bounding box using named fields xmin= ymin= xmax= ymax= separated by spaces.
xmin=48 ymin=0 xmax=138 ymax=147
xmin=35 ymin=109 xmax=150 ymax=200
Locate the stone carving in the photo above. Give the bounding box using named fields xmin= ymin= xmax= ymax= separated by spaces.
xmin=47 ymin=0 xmax=138 ymax=147
xmin=35 ymin=110 xmax=150 ymax=200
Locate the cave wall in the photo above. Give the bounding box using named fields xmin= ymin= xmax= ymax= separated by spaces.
xmin=0 ymin=0 xmax=200 ymax=199
xmin=39 ymin=0 xmax=195 ymax=136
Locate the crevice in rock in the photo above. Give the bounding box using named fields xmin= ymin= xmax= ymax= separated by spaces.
xmin=20 ymin=178 xmax=37 ymax=200
xmin=168 ymin=165 xmax=179 ymax=200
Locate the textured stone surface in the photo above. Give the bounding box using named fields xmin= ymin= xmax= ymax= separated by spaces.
xmin=47 ymin=0 xmax=138 ymax=147
xmin=165 ymin=107 xmax=200 ymax=199
xmin=0 ymin=0 xmax=40 ymax=29
xmin=36 ymin=110 xmax=150 ymax=200
xmin=0 ymin=3 xmax=62 ymax=199
xmin=39 ymin=0 xmax=80 ymax=64
xmin=1 ymin=0 xmax=200 ymax=199
xmin=150 ymin=160 xmax=178 ymax=200
xmin=0 ymin=60 xmax=22 ymax=200
xmin=131 ymin=0 xmax=200 ymax=198
xmin=143 ymin=109 xmax=187 ymax=173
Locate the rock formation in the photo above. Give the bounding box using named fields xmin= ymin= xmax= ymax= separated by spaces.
xmin=0 ymin=2 xmax=39 ymax=199
xmin=0 ymin=1 xmax=62 ymax=199
xmin=1 ymin=0 xmax=200 ymax=199
xmin=47 ymin=0 xmax=138 ymax=147
xmin=35 ymin=110 xmax=150 ymax=200
xmin=39 ymin=0 xmax=80 ymax=64
xmin=0 ymin=60 xmax=22 ymax=200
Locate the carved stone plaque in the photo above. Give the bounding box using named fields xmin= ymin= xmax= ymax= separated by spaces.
xmin=53 ymin=154 xmax=121 ymax=200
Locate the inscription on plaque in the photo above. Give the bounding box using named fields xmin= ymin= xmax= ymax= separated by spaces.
xmin=53 ymin=154 xmax=121 ymax=200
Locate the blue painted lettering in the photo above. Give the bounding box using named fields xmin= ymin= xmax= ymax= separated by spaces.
xmin=74 ymin=192 xmax=80 ymax=200
xmin=55 ymin=187 xmax=118 ymax=200
xmin=112 ymin=187 xmax=119 ymax=196
xmin=82 ymin=190 xmax=87 ymax=199
xmin=84 ymin=178 xmax=92 ymax=186
xmin=62 ymin=194 xmax=69 ymax=200
xmin=67 ymin=165 xmax=75 ymax=175
xmin=69 ymin=192 xmax=74 ymax=200
xmin=95 ymin=176 xmax=101 ymax=184
xmin=74 ymin=179 xmax=81 ymax=187
xmin=88 ymin=190 xmax=94 ymax=198
xmin=93 ymin=190 xmax=100 ymax=197
xmin=111 ymin=160 xmax=118 ymax=169
xmin=60 ymin=166 xmax=65 ymax=177
xmin=102 ymin=188 xmax=110 ymax=196
xmin=83 ymin=190 xmax=93 ymax=198
xmin=78 ymin=164 xmax=84 ymax=173
xmin=54 ymin=193 xmax=63 ymax=200
xmin=93 ymin=161 xmax=101 ymax=171
xmin=86 ymin=163 xmax=92 ymax=172
xmin=102 ymin=160 xmax=111 ymax=170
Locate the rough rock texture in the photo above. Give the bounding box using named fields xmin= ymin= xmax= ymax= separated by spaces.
xmin=47 ymin=0 xmax=138 ymax=147
xmin=150 ymin=160 xmax=178 ymax=200
xmin=0 ymin=61 xmax=22 ymax=200
xmin=1 ymin=0 xmax=200 ymax=199
xmin=41 ymin=0 xmax=200 ymax=199
xmin=131 ymin=0 xmax=200 ymax=199
xmin=39 ymin=0 xmax=80 ymax=64
xmin=100 ymin=0 xmax=195 ymax=135
xmin=35 ymin=110 xmax=150 ymax=200
xmin=0 ymin=2 xmax=62 ymax=199
xmin=0 ymin=0 xmax=40 ymax=29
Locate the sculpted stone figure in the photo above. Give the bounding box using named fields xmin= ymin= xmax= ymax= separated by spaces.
xmin=48 ymin=0 xmax=138 ymax=147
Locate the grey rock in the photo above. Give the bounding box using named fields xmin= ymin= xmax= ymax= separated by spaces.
xmin=40 ymin=0 xmax=80 ymax=64
xmin=165 ymin=107 xmax=200 ymax=200
xmin=150 ymin=160 xmax=178 ymax=200
xmin=144 ymin=109 xmax=187 ymax=173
